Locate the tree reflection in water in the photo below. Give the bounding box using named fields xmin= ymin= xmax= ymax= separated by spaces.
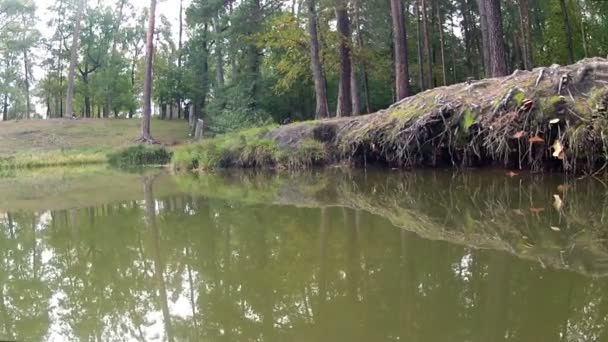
xmin=0 ymin=172 xmax=607 ymax=341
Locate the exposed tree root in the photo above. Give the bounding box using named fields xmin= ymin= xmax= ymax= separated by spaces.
xmin=181 ymin=58 xmax=608 ymax=174
xmin=134 ymin=136 xmax=160 ymax=145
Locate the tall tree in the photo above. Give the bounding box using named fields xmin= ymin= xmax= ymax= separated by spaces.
xmin=138 ymin=0 xmax=157 ymax=143
xmin=335 ymin=0 xmax=352 ymax=117
xmin=518 ymin=0 xmax=533 ymax=70
xmin=559 ymin=0 xmax=575 ymax=64
xmin=420 ymin=0 xmax=433 ymax=88
xmin=476 ymin=0 xmax=491 ymax=76
xmin=65 ymin=0 xmax=85 ymax=117
xmin=482 ymin=0 xmax=508 ymax=76
xmin=390 ymin=0 xmax=410 ymax=100
xmin=307 ymin=0 xmax=329 ymax=118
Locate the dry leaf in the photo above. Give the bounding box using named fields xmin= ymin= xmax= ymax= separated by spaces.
xmin=513 ymin=209 xmax=526 ymax=216
xmin=506 ymin=171 xmax=519 ymax=177
xmin=550 ymin=226 xmax=561 ymax=231
xmin=549 ymin=118 xmax=561 ymax=124
xmin=512 ymin=131 xmax=526 ymax=139
xmin=552 ymin=140 xmax=564 ymax=159
xmin=529 ymin=136 xmax=545 ymax=144
xmin=530 ymin=207 xmax=545 ymax=214
xmin=553 ymin=194 xmax=563 ymax=210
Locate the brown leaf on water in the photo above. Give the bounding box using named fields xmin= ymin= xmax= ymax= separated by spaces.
xmin=506 ymin=171 xmax=519 ymax=177
xmin=551 ymin=226 xmax=561 ymax=231
xmin=529 ymin=207 xmax=545 ymax=214
xmin=553 ymin=194 xmax=563 ymax=210
xmin=512 ymin=131 xmax=526 ymax=139
xmin=529 ymin=135 xmax=545 ymax=144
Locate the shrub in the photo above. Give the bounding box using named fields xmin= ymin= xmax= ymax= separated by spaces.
xmin=108 ymin=145 xmax=172 ymax=167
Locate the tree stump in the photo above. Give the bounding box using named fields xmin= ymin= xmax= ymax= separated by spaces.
xmin=194 ymin=119 xmax=204 ymax=140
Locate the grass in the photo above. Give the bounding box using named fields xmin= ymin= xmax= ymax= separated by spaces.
xmin=108 ymin=145 xmax=173 ymax=168
xmin=172 ymin=126 xmax=329 ymax=170
xmin=0 ymin=118 xmax=189 ymax=169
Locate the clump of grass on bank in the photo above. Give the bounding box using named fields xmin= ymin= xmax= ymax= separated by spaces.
xmin=0 ymin=149 xmax=107 ymax=169
xmin=108 ymin=145 xmax=172 ymax=167
xmin=172 ymin=126 xmax=329 ymax=170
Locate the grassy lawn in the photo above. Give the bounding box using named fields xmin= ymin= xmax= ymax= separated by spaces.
xmin=0 ymin=118 xmax=190 ymax=168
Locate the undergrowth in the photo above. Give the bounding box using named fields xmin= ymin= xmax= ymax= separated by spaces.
xmin=108 ymin=145 xmax=172 ymax=168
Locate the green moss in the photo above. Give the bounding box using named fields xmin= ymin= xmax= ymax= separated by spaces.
xmin=588 ymin=88 xmax=608 ymax=110
xmin=513 ymin=92 xmax=526 ymax=107
xmin=541 ymin=96 xmax=567 ymax=117
xmin=279 ymin=139 xmax=328 ymax=168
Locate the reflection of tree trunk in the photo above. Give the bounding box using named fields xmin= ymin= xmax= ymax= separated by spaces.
xmin=483 ymin=253 xmax=509 ymax=341
xmin=316 ymin=208 xmax=328 ymax=331
xmin=143 ymin=176 xmax=174 ymax=342
xmin=346 ymin=209 xmax=360 ymax=301
xmin=399 ymin=230 xmax=414 ymax=341
xmin=32 ymin=217 xmax=38 ymax=279
xmin=185 ymin=247 xmax=199 ymax=334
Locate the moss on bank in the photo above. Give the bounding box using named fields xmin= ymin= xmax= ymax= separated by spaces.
xmin=173 ymin=58 xmax=608 ymax=174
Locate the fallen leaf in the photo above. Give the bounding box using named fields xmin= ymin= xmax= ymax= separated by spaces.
xmin=557 ymin=184 xmax=570 ymax=193
xmin=530 ymin=207 xmax=545 ymax=214
xmin=549 ymin=118 xmax=561 ymax=124
xmin=553 ymin=194 xmax=563 ymax=210
xmin=512 ymin=131 xmax=526 ymax=139
xmin=550 ymin=226 xmax=561 ymax=231
xmin=529 ymin=136 xmax=545 ymax=144
xmin=512 ymin=209 xmax=526 ymax=216
xmin=506 ymin=171 xmax=519 ymax=177
xmin=552 ymin=140 xmax=564 ymax=159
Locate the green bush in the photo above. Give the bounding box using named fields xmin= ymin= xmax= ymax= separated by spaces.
xmin=108 ymin=145 xmax=172 ymax=167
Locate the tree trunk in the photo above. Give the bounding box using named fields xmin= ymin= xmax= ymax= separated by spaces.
xmin=65 ymin=0 xmax=85 ymax=118
xmin=436 ymin=2 xmax=447 ymax=86
xmin=177 ymin=0 xmax=184 ymax=120
xmin=22 ymin=16 xmax=31 ymax=119
xmin=335 ymin=0 xmax=352 ymax=117
xmin=476 ymin=0 xmax=491 ymax=77
xmin=577 ymin=0 xmax=588 ymax=58
xmin=458 ymin=0 xmax=474 ymax=77
xmin=415 ymin=0 xmax=425 ymax=90
xmin=246 ymin=0 xmax=262 ymax=111
xmin=420 ymin=0 xmax=433 ymax=88
xmin=391 ymin=0 xmax=410 ymax=100
xmin=518 ymin=0 xmax=533 ymax=70
xmin=307 ymin=0 xmax=330 ymax=119
xmin=214 ymin=17 xmax=225 ymax=89
xmin=140 ymin=0 xmax=157 ymax=142
xmin=559 ymin=0 xmax=575 ymax=64
xmin=483 ymin=0 xmax=508 ymax=76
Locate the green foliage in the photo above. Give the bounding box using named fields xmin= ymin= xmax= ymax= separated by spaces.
xmin=107 ymin=145 xmax=172 ymax=167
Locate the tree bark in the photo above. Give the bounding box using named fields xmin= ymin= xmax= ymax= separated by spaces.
xmin=140 ymin=0 xmax=157 ymax=142
xmin=246 ymin=0 xmax=262 ymax=111
xmin=415 ymin=0 xmax=425 ymax=90
xmin=307 ymin=0 xmax=329 ymax=119
xmin=436 ymin=2 xmax=447 ymax=86
xmin=420 ymin=0 xmax=433 ymax=88
xmin=476 ymin=0 xmax=491 ymax=77
xmin=483 ymin=0 xmax=508 ymax=77
xmin=335 ymin=0 xmax=352 ymax=117
xmin=65 ymin=0 xmax=85 ymax=118
xmin=391 ymin=0 xmax=410 ymax=100
xmin=178 ymin=0 xmax=184 ymax=119
xmin=518 ymin=0 xmax=533 ymax=70
xmin=214 ymin=17 xmax=225 ymax=89
xmin=559 ymin=0 xmax=575 ymax=64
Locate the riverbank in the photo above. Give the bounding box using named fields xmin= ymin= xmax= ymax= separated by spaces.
xmin=174 ymin=58 xmax=608 ymax=174
xmin=0 ymin=119 xmax=189 ymax=168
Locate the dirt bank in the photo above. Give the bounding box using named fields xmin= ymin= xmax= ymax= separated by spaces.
xmin=175 ymin=58 xmax=608 ymax=174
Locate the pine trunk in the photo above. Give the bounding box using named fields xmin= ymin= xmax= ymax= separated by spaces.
xmin=559 ymin=0 xmax=575 ymax=64
xmin=420 ymin=0 xmax=433 ymax=89
xmin=518 ymin=0 xmax=533 ymax=70
xmin=484 ymin=0 xmax=508 ymax=77
xmin=436 ymin=2 xmax=447 ymax=86
xmin=335 ymin=0 xmax=352 ymax=117
xmin=391 ymin=0 xmax=410 ymax=100
xmin=476 ymin=0 xmax=491 ymax=77
xmin=415 ymin=0 xmax=425 ymax=90
xmin=307 ymin=0 xmax=329 ymax=118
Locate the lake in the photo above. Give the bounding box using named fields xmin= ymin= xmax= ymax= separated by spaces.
xmin=0 ymin=167 xmax=607 ymax=341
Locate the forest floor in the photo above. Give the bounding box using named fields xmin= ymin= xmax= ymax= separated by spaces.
xmin=174 ymin=58 xmax=608 ymax=175
xmin=0 ymin=118 xmax=189 ymax=168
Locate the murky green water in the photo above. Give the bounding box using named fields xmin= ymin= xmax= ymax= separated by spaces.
xmin=1 ymin=167 xmax=608 ymax=341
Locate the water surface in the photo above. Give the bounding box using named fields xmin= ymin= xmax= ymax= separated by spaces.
xmin=0 ymin=167 xmax=607 ymax=341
